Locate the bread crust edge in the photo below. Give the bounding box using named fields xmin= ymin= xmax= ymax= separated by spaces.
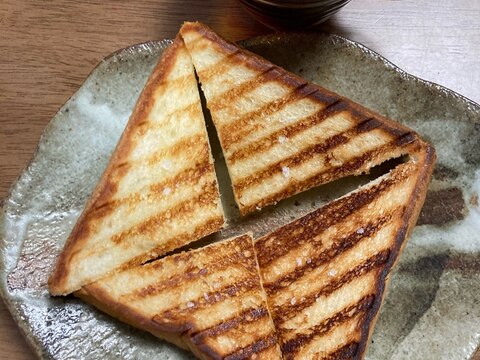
xmin=355 ymin=141 xmax=436 ymax=359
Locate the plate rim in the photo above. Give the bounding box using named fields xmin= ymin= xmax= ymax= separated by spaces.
xmin=1 ymin=31 xmax=479 ymax=359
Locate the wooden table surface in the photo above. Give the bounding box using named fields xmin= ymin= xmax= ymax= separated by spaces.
xmin=1 ymin=0 xmax=479 ymax=359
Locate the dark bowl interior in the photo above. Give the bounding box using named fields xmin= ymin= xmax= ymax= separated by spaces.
xmin=239 ymin=0 xmax=352 ymax=29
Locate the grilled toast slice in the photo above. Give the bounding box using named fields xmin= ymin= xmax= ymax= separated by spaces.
xmin=254 ymin=143 xmax=435 ymax=359
xmin=49 ymin=35 xmax=224 ymax=295
xmin=77 ymin=234 xmax=282 ymax=360
xmin=180 ymin=22 xmax=422 ymax=215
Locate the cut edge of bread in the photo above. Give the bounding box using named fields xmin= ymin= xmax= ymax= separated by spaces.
xmin=355 ymin=141 xmax=435 ymax=359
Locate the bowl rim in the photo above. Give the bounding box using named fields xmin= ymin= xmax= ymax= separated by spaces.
xmin=240 ymin=0 xmax=351 ymax=10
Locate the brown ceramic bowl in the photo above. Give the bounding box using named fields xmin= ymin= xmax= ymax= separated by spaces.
xmin=239 ymin=0 xmax=352 ymax=29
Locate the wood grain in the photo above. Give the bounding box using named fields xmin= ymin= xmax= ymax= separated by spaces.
xmin=0 ymin=0 xmax=479 ymax=359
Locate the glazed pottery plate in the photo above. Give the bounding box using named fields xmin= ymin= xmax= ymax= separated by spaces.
xmin=1 ymin=33 xmax=479 ymax=360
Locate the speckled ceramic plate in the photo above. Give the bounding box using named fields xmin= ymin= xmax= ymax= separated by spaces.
xmin=1 ymin=33 xmax=479 ymax=360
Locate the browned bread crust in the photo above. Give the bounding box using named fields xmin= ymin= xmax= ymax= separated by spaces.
xmin=254 ymin=142 xmax=435 ymax=359
xmin=77 ymin=234 xmax=283 ymax=359
xmin=180 ymin=22 xmax=423 ymax=215
xmin=49 ymin=34 xmax=224 ymax=295
xmin=355 ymin=143 xmax=435 ymax=360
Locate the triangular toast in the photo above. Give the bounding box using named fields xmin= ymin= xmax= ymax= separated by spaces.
xmin=180 ymin=22 xmax=422 ymax=215
xmin=49 ymin=35 xmax=224 ymax=295
xmin=254 ymin=144 xmax=435 ymax=359
xmin=77 ymin=234 xmax=283 ymax=359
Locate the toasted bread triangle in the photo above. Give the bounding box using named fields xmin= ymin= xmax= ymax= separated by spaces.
xmin=49 ymin=36 xmax=225 ymax=295
xmin=77 ymin=234 xmax=283 ymax=359
xmin=254 ymin=144 xmax=435 ymax=359
xmin=180 ymin=22 xmax=423 ymax=215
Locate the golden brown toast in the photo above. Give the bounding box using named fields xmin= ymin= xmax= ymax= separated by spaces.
xmin=254 ymin=143 xmax=435 ymax=359
xmin=49 ymin=35 xmax=224 ymax=296
xmin=77 ymin=234 xmax=283 ymax=360
xmin=180 ymin=22 xmax=422 ymax=215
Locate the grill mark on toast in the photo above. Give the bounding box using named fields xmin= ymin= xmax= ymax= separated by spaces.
xmin=114 ymin=161 xmax=131 ymax=170
xmin=272 ymin=251 xmax=390 ymax=324
xmin=110 ymin=181 xmax=219 ymax=245
xmin=240 ymin=136 xmax=415 ymax=214
xmin=112 ymin=101 xmax=202 ymax=172
xmin=152 ymin=74 xmax=193 ymax=97
xmin=133 ymin=101 xmax=200 ymax=137
xmin=152 ymin=101 xmax=199 ymax=126
xmin=190 ymin=307 xmax=269 ymax=344
xmin=264 ymin=215 xmax=392 ymax=294
xmin=223 ymin=334 xmax=278 ymax=360
xmin=162 ymin=233 xmax=252 ymax=269
xmin=114 ymin=134 xmax=207 ymax=171
xmin=149 ymin=160 xmax=212 ymax=193
xmin=280 ymin=295 xmax=374 ymax=357
xmin=234 ymin=130 xmax=350 ymax=193
xmin=86 ymin=162 xmax=131 ymax=213
xmin=119 ymin=216 xmax=224 ymax=271
xmin=229 ymin=100 xmax=346 ymax=163
xmin=182 ymin=23 xmax=248 ymax=56
xmin=156 ymin=277 xmax=260 ymax=318
xmin=395 ymin=131 xmax=417 ymax=146
xmin=123 ymin=250 xmax=252 ymax=301
xmin=196 ymin=48 xmax=241 ymax=82
xmin=220 ymin=83 xmax=317 ymax=150
xmin=146 ymin=135 xmax=208 ymax=166
xmin=324 ymin=341 xmax=359 ymax=360
xmin=208 ymin=65 xmax=278 ymax=111
xmin=356 ymin=118 xmax=382 ymax=132
xmin=255 ymin=169 xmax=408 ymax=267
xmin=355 ymin=117 xmax=414 ymax=146
xmin=164 ymin=100 xmax=200 ymax=119
xmin=91 ymin=159 xmax=212 ymax=219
